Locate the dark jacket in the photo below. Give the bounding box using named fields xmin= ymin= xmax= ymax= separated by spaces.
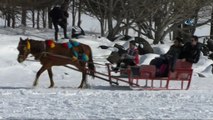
xmin=150 ymin=44 xmax=182 ymax=77
xmin=49 ymin=7 xmax=69 ymax=23
xmin=180 ymin=42 xmax=201 ymax=63
xmin=162 ymin=45 xmax=183 ymax=71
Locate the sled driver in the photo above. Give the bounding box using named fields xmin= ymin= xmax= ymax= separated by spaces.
xmin=112 ymin=40 xmax=139 ymax=72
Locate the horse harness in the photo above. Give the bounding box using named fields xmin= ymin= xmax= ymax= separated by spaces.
xmin=23 ymin=39 xmax=89 ymax=62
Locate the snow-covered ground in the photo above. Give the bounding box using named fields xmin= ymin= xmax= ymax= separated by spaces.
xmin=1 ymin=28 xmax=213 ymax=119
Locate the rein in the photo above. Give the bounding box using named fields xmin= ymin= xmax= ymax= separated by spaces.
xmin=25 ymin=51 xmax=105 ymax=66
xmin=23 ymin=39 xmax=105 ymax=66
xmin=39 ymin=52 xmax=105 ymax=66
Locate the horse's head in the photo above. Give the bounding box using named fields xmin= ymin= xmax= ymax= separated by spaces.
xmin=17 ymin=37 xmax=31 ymax=63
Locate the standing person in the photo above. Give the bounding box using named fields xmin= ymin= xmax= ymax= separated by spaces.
xmin=150 ymin=37 xmax=183 ymax=77
xmin=49 ymin=0 xmax=70 ymax=41
xmin=112 ymin=41 xmax=139 ymax=72
xmin=180 ymin=35 xmax=201 ymax=63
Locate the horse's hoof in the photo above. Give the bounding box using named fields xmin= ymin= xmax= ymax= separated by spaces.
xmin=78 ymin=84 xmax=90 ymax=89
xmin=78 ymin=86 xmax=83 ymax=88
xmin=48 ymin=83 xmax=54 ymax=88
xmin=48 ymin=85 xmax=54 ymax=88
xmin=33 ymin=83 xmax=37 ymax=87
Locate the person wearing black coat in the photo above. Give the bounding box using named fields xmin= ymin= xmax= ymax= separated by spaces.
xmin=180 ymin=35 xmax=201 ymax=63
xmin=163 ymin=37 xmax=183 ymax=71
xmin=150 ymin=37 xmax=183 ymax=77
xmin=49 ymin=2 xmax=69 ymax=41
xmin=49 ymin=7 xmax=69 ymax=41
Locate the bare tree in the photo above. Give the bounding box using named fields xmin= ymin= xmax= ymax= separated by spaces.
xmin=129 ymin=0 xmax=212 ymax=44
xmin=0 ymin=0 xmax=62 ymax=28
xmin=84 ymin=0 xmax=108 ymax=36
xmin=77 ymin=0 xmax=82 ymax=27
xmin=210 ymin=3 xmax=213 ymax=39
xmin=72 ymin=0 xmax=76 ymax=26
xmin=0 ymin=0 xmax=212 ymax=43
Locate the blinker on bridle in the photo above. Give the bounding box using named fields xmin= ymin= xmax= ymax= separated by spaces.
xmin=18 ymin=39 xmax=31 ymax=58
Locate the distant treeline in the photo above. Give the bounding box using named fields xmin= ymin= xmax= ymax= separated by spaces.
xmin=0 ymin=0 xmax=213 ymax=44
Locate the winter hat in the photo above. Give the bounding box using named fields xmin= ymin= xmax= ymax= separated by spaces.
xmin=129 ymin=40 xmax=136 ymax=46
xmin=175 ymin=37 xmax=183 ymax=44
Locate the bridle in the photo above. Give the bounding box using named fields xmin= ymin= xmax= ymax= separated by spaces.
xmin=18 ymin=39 xmax=47 ymax=61
xmin=17 ymin=40 xmax=31 ymax=59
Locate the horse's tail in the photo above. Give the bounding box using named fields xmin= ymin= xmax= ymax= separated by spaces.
xmin=88 ymin=47 xmax=95 ymax=78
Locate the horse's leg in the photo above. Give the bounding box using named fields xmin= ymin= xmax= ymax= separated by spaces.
xmin=33 ymin=65 xmax=47 ymax=87
xmin=47 ymin=67 xmax=54 ymax=88
xmin=78 ymin=70 xmax=87 ymax=88
xmin=78 ymin=64 xmax=88 ymax=88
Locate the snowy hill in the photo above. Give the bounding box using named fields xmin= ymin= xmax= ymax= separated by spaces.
xmin=0 ymin=28 xmax=213 ymax=119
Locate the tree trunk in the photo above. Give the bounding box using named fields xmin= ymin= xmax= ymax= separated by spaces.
xmin=191 ymin=9 xmax=200 ymax=35
xmin=99 ymin=18 xmax=105 ymax=36
xmin=21 ymin=6 xmax=27 ymax=27
xmin=154 ymin=28 xmax=164 ymax=44
xmin=32 ymin=10 xmax=35 ymax=28
xmin=4 ymin=15 xmax=6 ymax=28
xmin=72 ymin=0 xmax=76 ymax=26
xmin=182 ymin=24 xmax=192 ymax=42
xmin=6 ymin=13 xmax=11 ymax=27
xmin=42 ymin=9 xmax=46 ymax=28
xmin=48 ymin=6 xmax=52 ymax=29
xmin=37 ymin=10 xmax=40 ymax=29
xmin=12 ymin=11 xmax=15 ymax=28
xmin=77 ymin=0 xmax=82 ymax=27
xmin=138 ymin=27 xmax=141 ymax=37
xmin=107 ymin=0 xmax=114 ymax=40
xmin=210 ymin=6 xmax=213 ymax=39
xmin=153 ymin=17 xmax=163 ymax=44
xmin=125 ymin=18 xmax=129 ymax=35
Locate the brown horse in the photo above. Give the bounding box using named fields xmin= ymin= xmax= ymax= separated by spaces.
xmin=17 ymin=38 xmax=95 ymax=88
